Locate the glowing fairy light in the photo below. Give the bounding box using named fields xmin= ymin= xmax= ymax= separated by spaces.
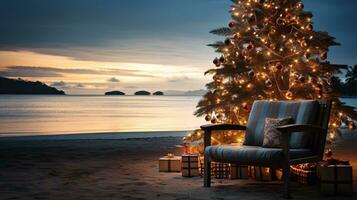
xmin=186 ymin=0 xmax=357 ymax=154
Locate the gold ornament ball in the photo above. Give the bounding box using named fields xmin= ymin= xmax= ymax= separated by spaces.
xmin=211 ymin=118 xmax=218 ymax=124
xmin=324 ymin=149 xmax=332 ymax=158
xmin=334 ymin=120 xmax=342 ymax=128
xmin=285 ymin=91 xmax=293 ymax=100
xmin=241 ymin=102 xmax=249 ymax=110
xmin=205 ymin=114 xmax=212 ymax=122
xmin=265 ymin=79 xmax=273 ymax=87
xmin=248 ymin=69 xmax=255 ymax=77
xmin=348 ymin=122 xmax=356 ymax=130
xmin=320 ymin=52 xmax=327 ymax=60
xmin=306 ymin=24 xmax=313 ymax=31
xmin=216 ymin=113 xmax=224 ymax=121
xmin=297 ymin=2 xmax=304 ymax=9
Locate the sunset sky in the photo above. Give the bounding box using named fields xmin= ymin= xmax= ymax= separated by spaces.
xmin=1 ymin=0 xmax=357 ymax=94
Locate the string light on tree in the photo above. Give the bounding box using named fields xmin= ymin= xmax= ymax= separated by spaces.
xmin=184 ymin=0 xmax=357 ymax=152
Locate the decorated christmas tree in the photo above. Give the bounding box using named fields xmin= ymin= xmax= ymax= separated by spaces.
xmin=184 ymin=0 xmax=357 ymax=153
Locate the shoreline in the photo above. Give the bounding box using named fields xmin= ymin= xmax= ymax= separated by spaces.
xmin=0 ymin=130 xmax=189 ymax=140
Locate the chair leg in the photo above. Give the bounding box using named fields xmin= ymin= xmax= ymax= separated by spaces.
xmin=204 ymin=155 xmax=211 ymax=187
xmin=282 ymin=161 xmax=291 ymax=199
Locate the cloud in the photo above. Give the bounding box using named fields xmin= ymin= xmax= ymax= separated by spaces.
xmin=0 ymin=66 xmax=157 ymax=78
xmin=1 ymin=0 xmax=355 ymax=66
xmin=107 ymin=77 xmax=120 ymax=82
xmin=0 ymin=0 xmax=229 ymax=66
xmin=50 ymin=81 xmax=104 ymax=90
xmin=50 ymin=81 xmax=83 ymax=89
xmin=167 ymin=76 xmax=190 ymax=83
xmin=50 ymin=81 xmax=67 ymax=88
xmin=0 ymin=66 xmax=63 ymax=77
xmin=75 ymin=83 xmax=85 ymax=88
xmin=124 ymin=85 xmax=138 ymax=89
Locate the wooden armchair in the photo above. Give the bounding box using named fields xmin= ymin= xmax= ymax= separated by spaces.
xmin=201 ymin=100 xmax=332 ymax=198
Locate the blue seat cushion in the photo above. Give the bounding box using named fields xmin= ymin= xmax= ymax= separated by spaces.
xmin=244 ymin=100 xmax=320 ymax=148
xmin=205 ymin=145 xmax=312 ymax=165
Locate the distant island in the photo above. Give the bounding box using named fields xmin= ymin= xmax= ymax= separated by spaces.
xmin=153 ymin=91 xmax=164 ymax=95
xmin=134 ymin=90 xmax=151 ymax=95
xmin=0 ymin=77 xmax=65 ymax=95
xmin=105 ymin=91 xmax=125 ymax=95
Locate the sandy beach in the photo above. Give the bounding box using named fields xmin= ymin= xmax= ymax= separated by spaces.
xmin=0 ymin=132 xmax=356 ymax=200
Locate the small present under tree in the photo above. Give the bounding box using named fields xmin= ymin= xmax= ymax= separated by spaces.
xmin=186 ymin=0 xmax=357 ymax=148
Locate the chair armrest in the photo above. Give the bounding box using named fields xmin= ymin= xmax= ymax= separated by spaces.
xmin=278 ymin=124 xmax=326 ymax=164
xmin=276 ymin=124 xmax=325 ymax=135
xmin=200 ymin=123 xmax=246 ymax=131
xmin=201 ymin=123 xmax=246 ymax=148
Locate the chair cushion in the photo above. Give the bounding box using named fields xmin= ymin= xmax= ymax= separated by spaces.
xmin=262 ymin=117 xmax=293 ymax=148
xmin=205 ymin=145 xmax=312 ymax=165
xmin=243 ymin=100 xmax=320 ymax=148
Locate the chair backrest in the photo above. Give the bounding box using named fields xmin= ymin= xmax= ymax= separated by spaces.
xmin=243 ymin=100 xmax=330 ymax=150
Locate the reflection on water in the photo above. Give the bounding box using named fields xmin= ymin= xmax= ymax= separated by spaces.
xmin=0 ymin=95 xmax=205 ymax=136
xmin=1 ymin=96 xmax=356 ymax=136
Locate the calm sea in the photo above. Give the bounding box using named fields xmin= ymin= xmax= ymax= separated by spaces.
xmin=0 ymin=95 xmax=356 ymax=137
xmin=0 ymin=95 xmax=205 ymax=136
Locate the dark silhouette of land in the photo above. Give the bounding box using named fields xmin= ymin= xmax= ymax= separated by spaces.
xmin=105 ymin=91 xmax=125 ymax=95
xmin=153 ymin=91 xmax=164 ymax=95
xmin=134 ymin=90 xmax=150 ymax=95
xmin=0 ymin=77 xmax=65 ymax=95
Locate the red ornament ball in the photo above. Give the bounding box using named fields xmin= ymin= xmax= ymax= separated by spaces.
xmin=213 ymin=57 xmax=220 ymax=66
xmin=247 ymin=42 xmax=254 ymax=50
xmin=225 ymin=38 xmax=232 ymax=45
xmin=219 ymin=56 xmax=225 ymax=63
xmin=276 ymin=63 xmax=283 ymax=71
xmin=298 ymin=75 xmax=306 ymax=83
xmin=228 ymin=21 xmax=237 ymax=28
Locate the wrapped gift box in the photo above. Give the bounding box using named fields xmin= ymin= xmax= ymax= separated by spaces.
xmin=182 ymin=154 xmax=199 ymax=177
xmin=159 ymin=154 xmax=181 ymax=172
xmin=318 ymin=164 xmax=353 ymax=196
xmin=212 ymin=162 xmax=230 ymax=179
xmin=230 ymin=164 xmax=249 ymax=179
xmin=291 ymin=164 xmax=317 ymax=185
xmin=252 ymin=166 xmax=274 ymax=181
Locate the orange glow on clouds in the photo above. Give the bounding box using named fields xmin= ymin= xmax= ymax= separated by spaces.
xmin=0 ymin=51 xmax=206 ymax=94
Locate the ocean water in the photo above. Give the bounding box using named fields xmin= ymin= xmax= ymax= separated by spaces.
xmin=0 ymin=95 xmax=356 ymax=137
xmin=0 ymin=95 xmax=205 ymax=136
